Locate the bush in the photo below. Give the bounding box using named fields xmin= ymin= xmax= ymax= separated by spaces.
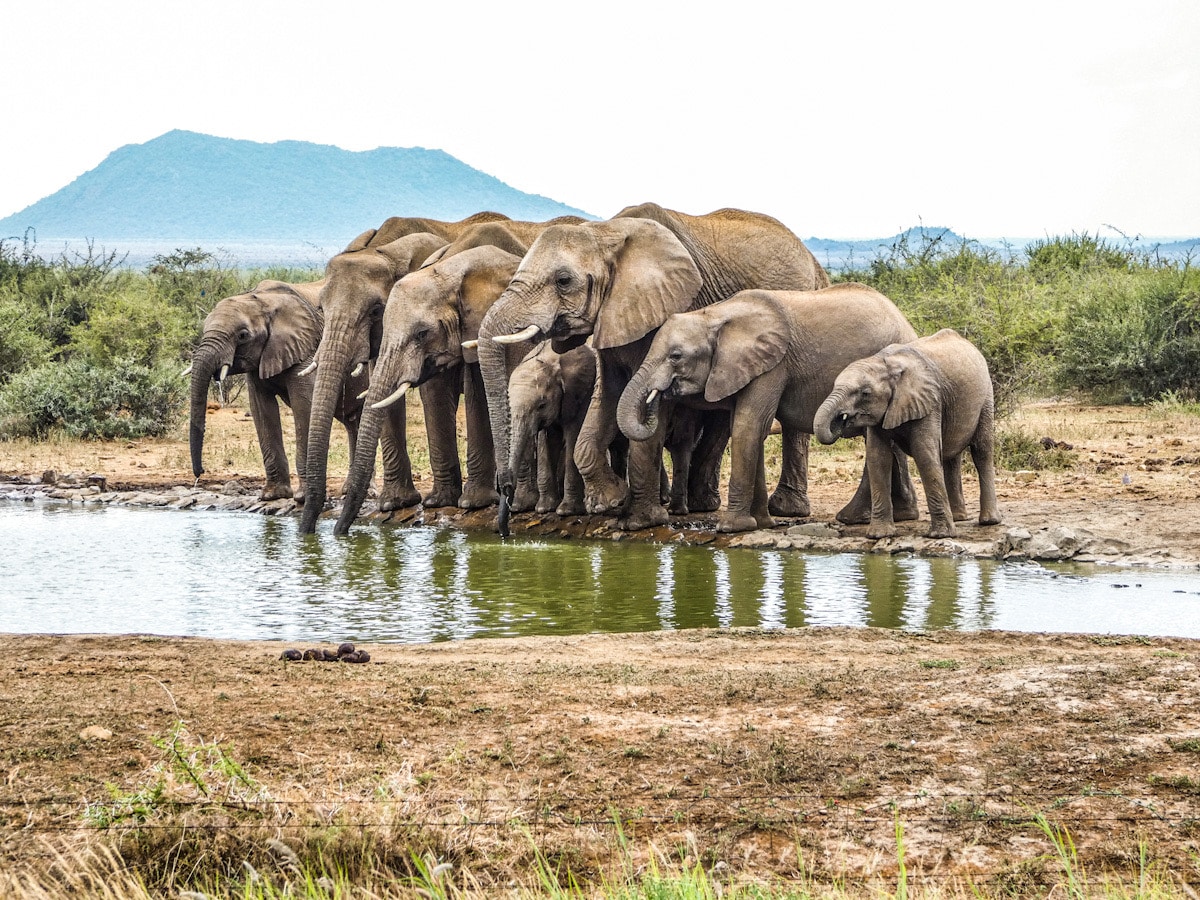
xmin=67 ymin=287 xmax=195 ymax=368
xmin=1026 ymin=232 xmax=1133 ymax=282
xmin=0 ymin=358 xmax=186 ymax=439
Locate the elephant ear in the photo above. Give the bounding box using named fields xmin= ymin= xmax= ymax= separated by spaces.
xmin=258 ymin=289 xmax=323 ymax=380
xmin=704 ymin=293 xmax=790 ymax=402
xmin=343 ymin=228 xmax=378 ymax=252
xmin=882 ymin=346 xmax=940 ymax=430
xmin=447 ymin=246 xmax=522 ymax=364
xmin=376 ymin=232 xmax=449 ymax=277
xmin=592 ymin=218 xmax=702 ymax=350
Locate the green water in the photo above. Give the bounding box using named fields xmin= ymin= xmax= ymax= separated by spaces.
xmin=3 ymin=500 xmax=1199 ymax=641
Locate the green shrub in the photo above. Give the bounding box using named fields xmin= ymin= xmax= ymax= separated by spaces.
xmin=0 ymin=358 xmax=185 ymax=439
xmin=67 ymin=287 xmax=195 ymax=368
xmin=0 ymin=296 xmax=53 ymax=383
xmin=995 ymin=427 xmax=1079 ymax=471
xmin=1026 ymin=232 xmax=1134 ymax=281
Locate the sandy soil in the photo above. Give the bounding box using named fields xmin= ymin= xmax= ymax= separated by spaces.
xmin=2 ymin=401 xmax=1200 ymax=889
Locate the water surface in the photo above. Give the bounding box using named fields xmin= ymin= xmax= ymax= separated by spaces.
xmin=3 ymin=501 xmax=1199 ymax=641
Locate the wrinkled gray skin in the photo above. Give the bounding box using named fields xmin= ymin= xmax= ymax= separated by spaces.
xmin=334 ymin=245 xmax=532 ymax=535
xmin=815 ymin=328 xmax=1000 ymax=538
xmin=618 ymin=285 xmax=920 ymax=532
xmin=299 ymin=216 xmax=503 ymax=534
xmin=508 ymin=343 xmax=600 ymax=515
xmin=477 ymin=203 xmax=829 ymax=532
xmin=188 ymin=279 xmax=368 ymax=500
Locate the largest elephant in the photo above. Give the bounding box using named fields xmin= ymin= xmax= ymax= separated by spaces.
xmin=297 ymin=213 xmax=512 ymax=534
xmin=477 ymin=203 xmax=830 ymax=531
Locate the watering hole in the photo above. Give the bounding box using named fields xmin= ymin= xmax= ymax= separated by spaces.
xmin=3 ymin=499 xmax=1200 ymax=642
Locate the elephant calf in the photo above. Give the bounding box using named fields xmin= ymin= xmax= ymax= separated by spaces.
xmin=814 ymin=328 xmax=1001 ymax=539
xmin=188 ymin=280 xmax=367 ymax=502
xmin=617 ymin=284 xmax=919 ymax=533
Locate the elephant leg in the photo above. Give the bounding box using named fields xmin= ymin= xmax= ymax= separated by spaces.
xmin=891 ymin=446 xmax=921 ymax=521
xmin=536 ymin=427 xmax=565 ymax=514
xmin=286 ymin=375 xmax=314 ymax=501
xmin=248 ymin=381 xmax=293 ymax=501
xmin=617 ymin=422 xmax=670 ymax=531
xmin=768 ymin=425 xmax=810 ymax=518
xmin=460 ymin=364 xmax=501 ymax=510
xmin=688 ymin=409 xmax=728 ymax=514
xmin=910 ymin=426 xmax=954 ymax=538
xmin=719 ymin=386 xmax=778 ymax=532
xmin=576 ymin=357 xmax=628 ymax=514
xmin=378 ymin=397 xmax=421 ymax=511
xmin=972 ymin=403 xmax=1001 ymax=526
xmin=665 ymin=408 xmax=697 ymax=515
xmin=420 ymin=368 xmax=465 ymax=508
xmin=557 ymin=418 xmax=587 ymax=516
xmin=944 ymin=454 xmax=968 ymax=521
xmin=864 ymin=429 xmax=898 ymax=539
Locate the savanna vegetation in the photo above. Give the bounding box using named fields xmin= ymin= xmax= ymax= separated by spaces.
xmin=1 ymin=229 xmax=1196 ymax=447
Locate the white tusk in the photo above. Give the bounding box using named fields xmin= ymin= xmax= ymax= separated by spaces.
xmin=180 ymin=363 xmax=193 ymax=378
xmin=351 ymin=362 xmax=364 ymax=378
xmin=357 ymin=390 xmax=368 ymax=401
xmin=298 ymin=359 xmax=317 ymax=377
xmin=491 ymin=324 xmax=541 ymax=345
xmin=218 ymin=364 xmax=229 ymax=383
xmin=645 ymin=389 xmax=658 ymax=406
xmin=461 ymin=339 xmax=478 ymax=350
xmin=371 ymin=382 xmax=410 ymax=410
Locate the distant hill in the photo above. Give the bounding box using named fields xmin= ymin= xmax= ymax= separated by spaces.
xmin=0 ymin=130 xmax=593 ymax=246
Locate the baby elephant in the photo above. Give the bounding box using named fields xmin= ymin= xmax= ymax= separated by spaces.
xmin=814 ymin=329 xmax=1001 ymax=539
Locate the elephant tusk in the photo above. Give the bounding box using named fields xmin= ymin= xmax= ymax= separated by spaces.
xmin=461 ymin=339 xmax=478 ymax=350
xmin=218 ymin=364 xmax=229 ymax=383
xmin=645 ymin=389 xmax=658 ymax=407
xmin=357 ymin=390 xmax=368 ymax=401
xmin=298 ymin=359 xmax=317 ymax=377
xmin=180 ymin=363 xmax=193 ymax=378
xmin=351 ymin=362 xmax=365 ymax=378
xmin=492 ymin=324 xmax=541 ymax=345
xmin=371 ymin=382 xmax=410 ymax=410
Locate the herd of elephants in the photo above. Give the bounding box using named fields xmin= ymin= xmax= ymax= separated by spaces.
xmin=186 ymin=203 xmax=1001 ymax=542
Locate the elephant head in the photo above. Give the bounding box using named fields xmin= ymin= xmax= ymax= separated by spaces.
xmin=332 ymin=246 xmax=523 ymax=534
xmin=617 ymin=293 xmax=789 ymax=442
xmin=476 ymin=218 xmax=702 ymax=499
xmin=814 ymin=344 xmax=939 ymax=444
xmin=298 ymin=230 xmax=448 ymax=533
xmin=188 ymin=280 xmax=324 ymax=479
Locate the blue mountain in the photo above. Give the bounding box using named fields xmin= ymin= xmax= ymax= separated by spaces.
xmin=0 ymin=130 xmax=593 ymax=243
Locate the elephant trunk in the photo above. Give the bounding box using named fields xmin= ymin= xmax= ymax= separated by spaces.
xmin=333 ymin=402 xmax=386 ymax=536
xmin=187 ymin=338 xmax=230 ymax=479
xmin=617 ymin=365 xmax=661 ymax=443
xmin=477 ymin=311 xmax=525 ymax=499
xmin=299 ymin=341 xmax=352 ymax=534
xmin=814 ymin=390 xmax=849 ymax=445
xmin=508 ymin=409 xmax=539 ymax=501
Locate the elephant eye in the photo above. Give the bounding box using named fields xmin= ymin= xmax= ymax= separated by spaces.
xmin=669 ymin=349 xmax=684 ymax=363
xmin=554 ymin=270 xmax=573 ymax=291
xmin=413 ymin=327 xmax=430 ymax=343
xmin=236 ymin=329 xmax=251 ymax=343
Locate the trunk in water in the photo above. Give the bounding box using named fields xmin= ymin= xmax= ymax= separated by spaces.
xmin=333 ymin=403 xmax=385 ymax=535
xmin=299 ymin=344 xmax=352 ymax=534
xmin=188 ymin=342 xmax=226 ymax=479
xmin=814 ymin=391 xmax=847 ymax=445
xmin=477 ymin=324 xmax=518 ymax=498
xmin=616 ymin=365 xmax=660 ymax=443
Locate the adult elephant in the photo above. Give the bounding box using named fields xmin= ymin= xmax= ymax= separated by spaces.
xmin=298 ymin=214 xmax=510 ymax=534
xmin=188 ymin=279 xmax=367 ymax=501
xmin=617 ymin=284 xmax=919 ymax=532
xmin=333 ymin=245 xmax=532 ymax=535
xmin=477 ymin=203 xmax=829 ymax=531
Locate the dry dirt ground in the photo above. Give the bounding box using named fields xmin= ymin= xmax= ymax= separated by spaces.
xmin=2 ymin=401 xmax=1200 ymax=890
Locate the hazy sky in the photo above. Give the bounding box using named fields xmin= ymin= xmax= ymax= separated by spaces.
xmin=3 ymin=0 xmax=1197 ymax=240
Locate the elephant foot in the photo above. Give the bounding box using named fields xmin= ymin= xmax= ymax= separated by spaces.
xmin=836 ymin=502 xmax=871 ymax=525
xmin=512 ymin=484 xmax=539 ymax=513
xmin=717 ymin=511 xmax=761 ymax=533
xmin=927 ymin=522 xmax=957 ymax=539
xmin=768 ymin=488 xmax=809 ymax=518
xmin=687 ymin=489 xmax=722 ymax=514
xmin=380 ymin=482 xmax=421 ymax=512
xmin=894 ymin=502 xmax=921 ymax=522
xmin=617 ymin=503 xmax=670 ymax=532
xmin=459 ymin=481 xmax=499 ymax=510
xmin=866 ymin=521 xmax=898 ymax=539
xmin=556 ymin=496 xmax=586 ymax=517
xmin=668 ymin=496 xmax=689 ymax=516
xmin=979 ymin=512 xmax=1002 ymax=526
xmin=535 ymin=492 xmax=563 ymax=514
xmin=584 ymin=472 xmax=627 ymax=514
xmin=952 ymin=506 xmax=970 ymax=522
xmin=260 ymin=482 xmax=294 ymax=502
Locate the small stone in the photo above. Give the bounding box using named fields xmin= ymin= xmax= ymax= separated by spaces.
xmin=279 ymin=649 xmax=303 ymax=661
xmin=1013 ymin=470 xmax=1038 ymax=484
xmin=302 ymin=649 xmax=323 ymax=661
xmin=337 ymin=642 xmax=356 ymax=658
xmin=340 ymin=650 xmax=370 ymax=664
xmin=79 ymin=725 xmax=113 ymax=741
xmin=221 ymin=481 xmax=247 ymax=496
xmin=41 ymin=469 xmax=57 ymax=485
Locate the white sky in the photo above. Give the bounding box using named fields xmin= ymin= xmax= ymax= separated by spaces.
xmin=2 ymin=0 xmax=1197 ymax=240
